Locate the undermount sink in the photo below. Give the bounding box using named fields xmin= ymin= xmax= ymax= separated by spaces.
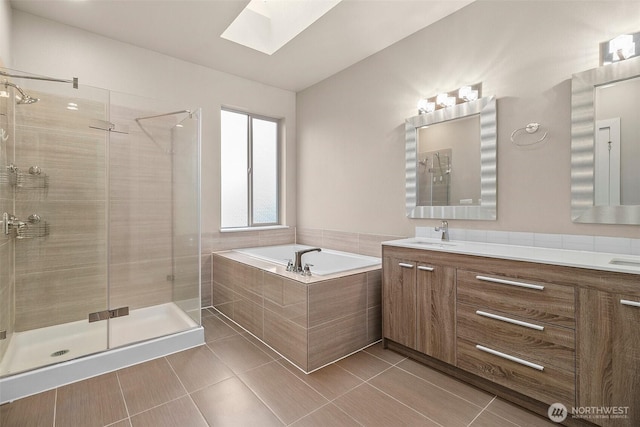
xmin=609 ymin=258 xmax=640 ymax=268
xmin=408 ymin=239 xmax=457 ymax=247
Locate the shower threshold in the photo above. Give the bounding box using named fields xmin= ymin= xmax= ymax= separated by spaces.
xmin=0 ymin=302 xmax=204 ymax=403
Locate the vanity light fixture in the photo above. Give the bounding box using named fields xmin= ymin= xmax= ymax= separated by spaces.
xmin=459 ymin=86 xmax=479 ymax=102
xmin=417 ymin=99 xmax=435 ymax=114
xmin=601 ymin=31 xmax=639 ymax=65
xmin=417 ymin=83 xmax=482 ymax=114
xmin=436 ymin=93 xmax=456 ymax=108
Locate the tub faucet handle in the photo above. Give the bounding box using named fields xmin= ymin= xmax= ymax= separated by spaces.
xmin=286 ymin=259 xmax=294 ymax=272
xmin=303 ymin=264 xmax=313 ymax=276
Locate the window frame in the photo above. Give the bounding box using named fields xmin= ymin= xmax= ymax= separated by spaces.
xmin=221 ymin=108 xmax=281 ymax=229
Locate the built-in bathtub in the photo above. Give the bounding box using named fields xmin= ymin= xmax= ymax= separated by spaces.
xmin=234 ymin=244 xmax=381 ymax=275
xmin=212 ymin=244 xmax=382 ymax=372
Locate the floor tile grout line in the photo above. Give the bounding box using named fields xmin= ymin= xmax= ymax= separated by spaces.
xmin=393 ymin=361 xmax=495 ymax=409
xmin=284 ymin=400 xmax=363 ymax=427
xmin=233 ymin=368 xmax=290 ymax=426
xmin=239 ymin=358 xmax=330 ymax=405
xmin=360 ymin=380 xmax=445 ymax=427
xmin=164 ymin=355 xmax=192 ymax=397
xmin=476 ymin=398 xmax=537 ymax=427
xmin=466 ymin=395 xmax=498 ymax=426
xmin=115 ymin=370 xmax=133 ymax=422
xmin=162 ymin=353 xmax=213 ymax=425
xmin=362 ymin=364 xmax=453 ymax=426
xmin=207 ymin=310 xmax=282 ymax=363
xmin=52 ymin=388 xmax=57 ymax=427
xmin=362 ymin=346 xmax=408 ymax=367
xmin=124 ymin=393 xmax=203 ymax=422
xmin=184 ymin=393 xmax=211 ymax=426
xmin=274 ymin=357 xmax=365 ymax=402
xmin=183 ymin=372 xmax=239 ymax=397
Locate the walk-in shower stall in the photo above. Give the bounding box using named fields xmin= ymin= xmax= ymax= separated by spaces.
xmin=0 ymin=68 xmax=203 ymax=402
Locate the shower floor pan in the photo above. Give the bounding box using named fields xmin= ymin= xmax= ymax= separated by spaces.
xmin=0 ymin=302 xmax=204 ymax=403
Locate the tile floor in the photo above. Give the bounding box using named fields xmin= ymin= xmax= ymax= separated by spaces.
xmin=0 ymin=308 xmax=556 ymax=427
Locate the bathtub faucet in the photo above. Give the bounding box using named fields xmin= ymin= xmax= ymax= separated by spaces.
xmin=294 ymin=247 xmax=321 ymax=272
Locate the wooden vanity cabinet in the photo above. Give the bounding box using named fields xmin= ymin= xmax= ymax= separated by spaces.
xmin=383 ymin=243 xmax=640 ymax=426
xmin=416 ymin=261 xmax=456 ymax=364
xmin=456 ymin=269 xmax=576 ymax=407
xmin=578 ymin=289 xmax=640 ymax=427
xmin=382 ymin=256 xmax=417 ymax=349
xmin=382 ymin=250 xmax=456 ymax=363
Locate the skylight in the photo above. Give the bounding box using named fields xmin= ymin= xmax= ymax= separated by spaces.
xmin=221 ymin=0 xmax=342 ymax=55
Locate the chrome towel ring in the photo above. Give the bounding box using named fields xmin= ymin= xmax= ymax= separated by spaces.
xmin=510 ymin=122 xmax=548 ymax=146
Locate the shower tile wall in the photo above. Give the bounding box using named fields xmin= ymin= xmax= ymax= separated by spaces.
xmin=13 ymin=90 xmax=108 ymax=331
xmin=108 ymin=105 xmax=173 ymax=311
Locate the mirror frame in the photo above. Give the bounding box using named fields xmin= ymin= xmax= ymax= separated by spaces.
xmin=405 ymin=96 xmax=497 ymax=220
xmin=571 ymin=56 xmax=640 ymax=224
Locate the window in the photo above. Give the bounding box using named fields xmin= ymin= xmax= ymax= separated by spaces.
xmin=221 ymin=109 xmax=279 ymax=228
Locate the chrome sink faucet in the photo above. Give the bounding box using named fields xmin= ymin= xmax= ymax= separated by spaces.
xmin=294 ymin=247 xmax=321 ymax=272
xmin=435 ymin=220 xmax=449 ymax=241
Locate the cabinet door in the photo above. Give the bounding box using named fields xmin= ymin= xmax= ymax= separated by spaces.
xmin=416 ymin=264 xmax=456 ymax=364
xmin=382 ymin=257 xmax=416 ymax=349
xmin=578 ymin=289 xmax=640 ymax=427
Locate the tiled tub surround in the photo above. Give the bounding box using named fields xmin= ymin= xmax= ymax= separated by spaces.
xmin=212 ymin=250 xmax=382 ymax=372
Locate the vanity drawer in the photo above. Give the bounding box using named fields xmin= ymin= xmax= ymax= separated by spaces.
xmin=457 ymin=270 xmax=575 ymax=328
xmin=457 ymin=303 xmax=575 ymax=372
xmin=457 ymin=337 xmax=575 ymax=407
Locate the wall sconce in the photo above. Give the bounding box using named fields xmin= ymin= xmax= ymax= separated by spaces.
xmin=417 ymin=83 xmax=482 ymax=114
xmin=600 ymin=31 xmax=639 ymax=65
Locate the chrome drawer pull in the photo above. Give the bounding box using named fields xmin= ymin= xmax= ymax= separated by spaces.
xmin=476 ymin=345 xmax=544 ymax=371
xmin=475 ymin=310 xmax=544 ymax=331
xmin=417 ymin=266 xmax=434 ymax=272
xmin=398 ymin=262 xmax=414 ymax=269
xmin=475 ymin=275 xmax=544 ymax=291
xmin=620 ymin=299 xmax=640 ymax=308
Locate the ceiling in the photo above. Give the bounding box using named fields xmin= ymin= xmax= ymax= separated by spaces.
xmin=10 ymin=0 xmax=474 ymax=92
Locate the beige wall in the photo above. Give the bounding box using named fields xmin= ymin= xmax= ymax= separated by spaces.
xmin=297 ymin=0 xmax=640 ymax=239
xmin=0 ymin=0 xmax=10 ymax=67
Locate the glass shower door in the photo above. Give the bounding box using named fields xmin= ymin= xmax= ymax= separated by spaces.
xmin=107 ymin=93 xmax=200 ymax=348
xmin=0 ymin=68 xmax=110 ymax=376
xmin=171 ymin=109 xmax=201 ymax=325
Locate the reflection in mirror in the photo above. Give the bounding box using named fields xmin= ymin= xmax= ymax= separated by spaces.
xmin=406 ymin=96 xmax=496 ymax=220
xmin=417 ymin=116 xmax=480 ymax=206
xmin=571 ymin=56 xmax=640 ymax=224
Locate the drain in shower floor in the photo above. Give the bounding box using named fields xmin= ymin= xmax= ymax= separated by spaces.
xmin=50 ymin=349 xmax=70 ymax=357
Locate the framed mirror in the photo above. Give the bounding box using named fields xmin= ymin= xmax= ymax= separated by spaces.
xmin=405 ymin=96 xmax=497 ymax=220
xmin=571 ymin=56 xmax=640 ymax=224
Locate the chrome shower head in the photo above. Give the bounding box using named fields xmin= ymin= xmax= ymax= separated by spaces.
xmin=3 ymin=80 xmax=39 ymax=105
xmin=17 ymin=94 xmax=39 ymax=104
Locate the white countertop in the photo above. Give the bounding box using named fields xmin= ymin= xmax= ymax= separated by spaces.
xmin=383 ymin=237 xmax=640 ymax=275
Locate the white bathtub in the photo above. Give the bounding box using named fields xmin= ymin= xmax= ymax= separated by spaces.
xmin=233 ymin=244 xmax=381 ymax=276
